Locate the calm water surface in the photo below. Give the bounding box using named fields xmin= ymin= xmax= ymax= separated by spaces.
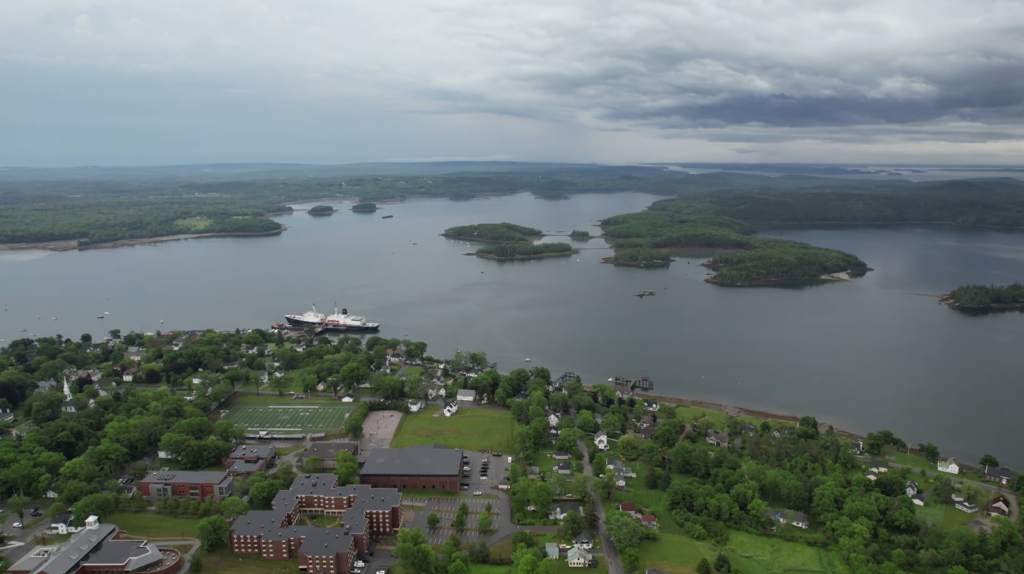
xmin=2 ymin=193 xmax=1022 ymax=467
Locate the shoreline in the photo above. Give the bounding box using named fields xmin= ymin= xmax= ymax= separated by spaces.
xmin=0 ymin=226 xmax=288 ymax=253
xmin=939 ymin=294 xmax=1024 ymax=313
xmin=703 ymin=267 xmax=872 ymax=286
xmin=473 ymin=249 xmax=578 ymax=261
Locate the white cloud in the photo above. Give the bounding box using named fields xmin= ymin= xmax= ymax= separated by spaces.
xmin=0 ymin=0 xmax=1022 ymax=165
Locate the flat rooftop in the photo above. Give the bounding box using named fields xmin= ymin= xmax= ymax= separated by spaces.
xmin=360 ymin=447 xmax=462 ymax=477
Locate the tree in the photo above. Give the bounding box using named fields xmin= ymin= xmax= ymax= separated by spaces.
xmin=395 ymin=528 xmax=434 ymax=574
xmin=448 ymin=560 xmax=469 ymax=574
xmin=6 ymin=496 xmax=30 ymax=524
xmin=620 ymin=548 xmax=640 ymax=572
xmin=696 ymin=557 xmax=712 ymax=574
xmin=485 ymin=502 xmax=493 ymax=513
xmin=428 ymin=512 xmax=440 ymax=528
xmin=196 ymin=515 xmax=229 ymax=551
xmin=530 ymin=482 xmax=553 ymax=512
xmin=477 ymin=512 xmax=492 ymax=531
xmin=335 ymin=451 xmax=359 ymax=486
xmin=453 ymin=511 xmax=467 ymax=530
xmin=303 ymin=456 xmax=323 ymax=473
xmin=619 ymin=435 xmax=642 ymax=460
xmin=933 ymin=477 xmax=956 ymax=504
xmin=596 ymin=471 xmax=616 ymax=500
xmin=715 ymin=552 xmax=731 ymax=573
xmin=220 ymin=497 xmax=250 ymax=520
xmin=249 ymin=479 xmax=286 ymax=509
xmin=269 ymin=375 xmax=290 ymax=396
xmin=558 ymin=511 xmax=585 ymax=539
xmin=919 ymin=443 xmax=940 ymax=463
xmin=980 ymin=454 xmax=1000 ymax=468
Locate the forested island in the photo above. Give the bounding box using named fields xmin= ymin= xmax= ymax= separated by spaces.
xmin=351 ymin=202 xmax=378 ymax=212
xmin=569 ymin=230 xmax=591 ymax=239
xmin=943 ymin=283 xmax=1024 ymax=312
xmin=475 ymin=242 xmax=576 ymax=260
xmin=307 ymin=205 xmax=335 ymax=215
xmin=600 ymin=208 xmax=868 ymax=284
xmin=442 ymin=222 xmax=542 ymax=242
xmin=602 ymin=247 xmax=674 ymax=267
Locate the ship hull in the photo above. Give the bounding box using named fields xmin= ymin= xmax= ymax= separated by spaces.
xmin=319 ymin=323 xmax=380 ymax=332
xmin=285 ymin=316 xmax=322 ymax=326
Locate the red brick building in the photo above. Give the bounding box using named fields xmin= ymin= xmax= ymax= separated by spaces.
xmin=139 ymin=470 xmax=234 ymax=503
xmin=359 ymin=445 xmax=462 ymax=493
xmin=229 ymin=476 xmax=402 ymax=574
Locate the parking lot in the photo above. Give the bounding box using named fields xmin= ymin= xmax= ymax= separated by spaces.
xmin=457 ymin=449 xmax=511 ymax=494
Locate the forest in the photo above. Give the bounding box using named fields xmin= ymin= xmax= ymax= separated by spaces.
xmin=600 ymin=211 xmax=867 ymax=284
xmin=475 ymin=242 xmax=575 ymax=259
xmin=603 ymin=247 xmax=673 ymax=266
xmin=946 ymin=283 xmax=1024 ymax=310
xmin=308 ymin=205 xmax=335 ymax=215
xmin=351 ymin=202 xmax=378 ymax=212
xmin=443 ymin=222 xmax=543 ymax=242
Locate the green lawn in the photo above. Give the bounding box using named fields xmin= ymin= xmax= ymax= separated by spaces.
xmin=883 ymin=450 xmax=935 ymax=472
xmin=221 ymin=403 xmax=353 ymax=432
xmin=637 ymin=533 xmax=709 ymax=573
xmin=720 ymin=531 xmax=847 ymax=574
xmin=174 ymin=217 xmax=212 ymax=231
xmin=402 ymin=367 xmax=423 ymax=379
xmin=674 ymin=406 xmax=728 ymax=430
xmin=107 ymin=512 xmax=202 ymax=539
xmin=916 ymin=503 xmax=976 ymax=530
xmin=233 ymin=394 xmax=341 ymax=404
xmin=391 ymin=409 xmax=514 ymax=452
xmin=604 ymin=465 xmax=683 ymax=535
xmin=205 ymin=549 xmax=301 ymax=574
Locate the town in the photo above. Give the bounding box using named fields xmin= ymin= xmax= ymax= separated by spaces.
xmin=0 ymin=328 xmax=1021 ymax=574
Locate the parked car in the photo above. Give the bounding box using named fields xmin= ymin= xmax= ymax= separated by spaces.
xmin=473 ymin=491 xmax=483 ymax=496
xmin=493 ymin=452 xmax=502 ymax=457
xmin=13 ymin=522 xmax=23 ymax=528
xmin=460 ymin=485 xmax=469 ymax=490
xmin=354 ymin=561 xmax=366 ymax=568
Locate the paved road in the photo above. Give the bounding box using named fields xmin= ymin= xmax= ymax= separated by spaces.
xmin=579 ymin=439 xmax=624 ymax=574
xmin=0 ymin=510 xmax=55 ymax=566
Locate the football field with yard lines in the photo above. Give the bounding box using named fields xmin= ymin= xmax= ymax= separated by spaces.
xmin=222 ymin=404 xmax=353 ymax=433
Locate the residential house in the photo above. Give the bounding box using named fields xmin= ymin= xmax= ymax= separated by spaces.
xmin=48 ymin=513 xmax=80 ymax=535
xmin=911 ymin=494 xmax=925 ymax=506
xmin=593 ymin=413 xmax=603 ymax=426
xmin=951 ymin=493 xmax=965 ymax=502
xmin=548 ymin=413 xmax=560 ymax=428
xmin=614 ymin=384 xmax=631 ymax=399
xmin=774 ymin=509 xmax=809 ymax=529
xmin=619 ymin=502 xmax=641 ymax=519
xmin=0 ymin=409 xmax=13 ymax=424
xmin=937 ymin=458 xmax=960 ymax=475
xmin=341 ymin=393 xmax=355 ymax=402
xmin=594 ymin=431 xmax=609 ymax=451
xmin=456 ymin=389 xmax=476 ymax=402
xmin=552 ymin=451 xmax=571 ymax=460
xmin=94 ymin=380 xmax=117 ymax=397
xmin=255 ymin=370 xmax=269 ymax=384
xmin=742 ymin=422 xmax=758 ymax=436
xmin=244 ymin=346 xmax=259 ymax=355
xmin=121 ymin=368 xmax=139 ymax=382
xmin=548 ymin=504 xmax=582 ymax=520
xmin=37 ymin=378 xmax=57 ymax=392
xmin=387 ymin=348 xmax=405 ymax=365
xmin=408 ymin=399 xmax=425 ymax=413
xmin=864 ymin=471 xmax=878 ymax=481
xmin=643 ymin=399 xmax=659 ymax=412
xmin=955 ymin=501 xmax=979 ymax=513
xmin=315 ymin=382 xmax=327 ymax=392
xmin=545 ymin=543 xmax=560 ymax=559
xmin=640 ymin=515 xmax=658 ymax=529
xmin=985 ymin=466 xmax=1017 ymax=486
xmin=126 ymin=346 xmax=143 ymax=361
xmin=293 ymin=343 xmax=307 ymax=353
xmin=869 ymin=460 xmax=889 ymax=474
xmin=566 ymin=547 xmax=595 ymax=568
xmin=988 ymin=496 xmax=1011 ymax=517
xmin=554 ymin=462 xmax=573 ymax=475
xmin=706 ymin=429 xmax=729 ymax=447
xmin=905 ymin=480 xmax=919 ymax=497
xmin=444 ymin=400 xmax=459 ymax=417
xmin=172 ymin=338 xmax=186 ymax=351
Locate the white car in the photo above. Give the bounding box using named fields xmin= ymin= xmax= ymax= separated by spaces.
xmin=473 ymin=491 xmax=483 ymax=496
xmin=354 ymin=561 xmax=366 ymax=568
xmin=527 ymin=505 xmax=536 ymax=512
xmin=13 ymin=522 xmax=23 ymax=528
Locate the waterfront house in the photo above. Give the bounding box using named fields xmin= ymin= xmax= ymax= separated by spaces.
xmin=614 ymin=384 xmax=631 ymax=399
xmin=643 ymin=399 xmax=659 ymax=412
xmin=955 ymin=501 xmax=979 ymax=513
xmin=985 ymin=466 xmax=1017 ymax=486
xmin=988 ymin=496 xmax=1011 ymax=517
xmin=905 ymin=480 xmax=919 ymax=496
xmin=444 ymin=400 xmax=459 ymax=417
xmin=742 ymin=422 xmax=758 ymax=436
xmin=869 ymin=460 xmax=889 ymax=474
xmin=938 ymin=458 xmax=960 ymax=474
xmin=706 ymin=429 xmax=729 ymax=447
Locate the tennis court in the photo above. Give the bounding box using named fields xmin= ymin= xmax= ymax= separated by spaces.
xmin=221 ymin=404 xmax=353 ymax=433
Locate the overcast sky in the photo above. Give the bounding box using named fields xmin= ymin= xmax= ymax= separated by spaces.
xmin=1 ymin=0 xmax=1023 ymax=167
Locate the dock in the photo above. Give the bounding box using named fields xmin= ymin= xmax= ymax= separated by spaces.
xmin=610 ymin=375 xmax=654 ymax=392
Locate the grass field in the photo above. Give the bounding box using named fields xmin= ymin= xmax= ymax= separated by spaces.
xmin=916 ymin=503 xmax=976 ymax=530
xmin=221 ymin=404 xmax=353 ymax=432
xmin=637 ymin=533 xmax=709 ymax=573
xmin=106 ymin=512 xmax=202 ymax=539
xmin=173 ymin=217 xmax=212 ymax=231
xmin=391 ymin=409 xmax=514 ymax=451
xmin=233 ymin=394 xmax=341 ymax=404
xmin=206 ymin=549 xmax=301 ymax=574
xmin=721 ymin=531 xmax=846 ymax=574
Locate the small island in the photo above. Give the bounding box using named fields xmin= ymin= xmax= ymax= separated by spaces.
xmin=569 ymin=230 xmax=591 ymax=240
xmin=442 ymin=222 xmax=542 ymax=243
xmin=351 ymin=202 xmax=378 ymax=212
xmin=942 ymin=283 xmax=1024 ymax=312
xmin=307 ymin=205 xmax=336 ymax=216
xmin=602 ymin=247 xmax=673 ymax=267
xmin=475 ymin=242 xmax=577 ymax=260
xmin=601 ymin=209 xmax=869 ymax=285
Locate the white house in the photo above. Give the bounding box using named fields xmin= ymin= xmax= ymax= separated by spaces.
xmin=548 ymin=413 xmax=560 ymax=428
xmin=643 ymin=399 xmax=659 ymax=412
xmin=456 ymin=389 xmax=476 ymax=402
xmin=955 ymin=501 xmax=979 ymax=513
xmin=911 ymin=494 xmax=925 ymax=506
xmin=905 ymin=480 xmax=919 ymax=497
xmin=48 ymin=514 xmax=81 ymax=535
xmin=938 ymin=458 xmax=960 ymax=475
xmin=316 ymin=382 xmax=327 ymax=392
xmin=552 ymin=451 xmax=571 ymax=460
xmin=774 ymin=509 xmax=809 ymax=529
xmin=121 ymin=369 xmax=138 ymax=382
xmin=566 ymin=547 xmax=593 ymax=568
xmin=0 ymin=409 xmax=13 ymax=424
xmin=444 ymin=400 xmax=459 ymax=417
xmin=594 ymin=431 xmax=609 ymax=451
xmin=706 ymin=429 xmax=729 ymax=447
xmin=548 ymin=504 xmax=582 ymax=520
xmin=340 ymin=394 xmax=355 ymax=403
xmin=408 ymin=399 xmax=425 ymax=413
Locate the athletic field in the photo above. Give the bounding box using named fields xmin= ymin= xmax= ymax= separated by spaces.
xmin=221 ymin=404 xmax=354 ymax=433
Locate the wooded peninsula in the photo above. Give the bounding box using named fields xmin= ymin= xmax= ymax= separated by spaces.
xmin=943 ymin=283 xmax=1024 ymax=312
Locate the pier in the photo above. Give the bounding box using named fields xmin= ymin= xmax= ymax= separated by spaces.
xmin=610 ymin=375 xmax=654 ymax=392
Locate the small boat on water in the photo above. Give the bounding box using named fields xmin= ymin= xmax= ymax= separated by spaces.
xmin=97 ymin=315 xmax=104 ymax=319
xmin=525 ymin=358 xmax=531 ymax=362
xmin=382 ymin=215 xmax=394 ymax=219
xmin=104 ymin=311 xmax=110 ymax=315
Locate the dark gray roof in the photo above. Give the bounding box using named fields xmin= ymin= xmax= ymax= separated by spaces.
xmin=986 ymin=467 xmax=1016 ymax=479
xmin=555 ymin=462 xmax=572 ymax=471
xmin=141 ymin=470 xmax=230 ymax=485
xmin=228 ymin=444 xmax=275 ymax=459
xmin=85 ymin=539 xmax=161 ymax=568
xmin=51 ymin=513 xmax=73 ymax=525
xmin=11 ymin=523 xmax=119 ymax=574
xmin=361 ymin=447 xmax=462 ymax=477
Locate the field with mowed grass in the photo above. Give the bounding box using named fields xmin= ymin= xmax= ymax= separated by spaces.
xmin=221 ymin=403 xmax=353 ymax=432
xmin=916 ymin=503 xmax=976 ymax=530
xmin=636 ymin=530 xmax=846 ymax=574
xmin=106 ymin=512 xmax=202 ymax=539
xmin=205 ymin=549 xmax=303 ymax=574
xmin=391 ymin=409 xmax=514 ymax=451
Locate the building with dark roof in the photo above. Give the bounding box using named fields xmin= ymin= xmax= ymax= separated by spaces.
xmin=359 ymin=446 xmax=462 ymax=492
xmin=222 ymin=444 xmax=276 ymax=475
xmin=139 ymin=470 xmax=233 ymax=502
xmin=229 ymin=474 xmax=402 ymax=574
xmin=8 ymin=517 xmax=166 ymax=574
xmin=302 ymin=442 xmax=360 ymax=470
